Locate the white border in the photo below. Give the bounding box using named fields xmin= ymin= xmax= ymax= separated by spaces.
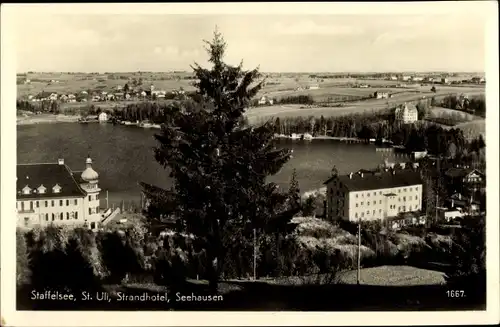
xmin=1 ymin=2 xmax=499 ymax=326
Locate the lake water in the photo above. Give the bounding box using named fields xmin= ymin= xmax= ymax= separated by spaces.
xmin=17 ymin=123 xmax=404 ymax=207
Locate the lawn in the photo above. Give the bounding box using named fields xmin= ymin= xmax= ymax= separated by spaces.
xmin=338 ymin=265 xmax=445 ymax=286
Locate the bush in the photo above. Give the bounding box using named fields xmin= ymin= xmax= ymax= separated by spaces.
xmin=16 ymin=229 xmax=31 ymax=286
xmin=25 ymin=226 xmax=102 ymax=292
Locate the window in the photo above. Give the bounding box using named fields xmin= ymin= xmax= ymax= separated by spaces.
xmin=75 ymin=212 xmax=78 ymax=219
xmin=361 ymin=202 xmax=364 ymax=205
xmin=356 ymin=203 xmax=358 ymax=208
xmin=45 ymin=214 xmax=48 ymax=221
xmin=21 ymin=202 xmax=25 ymax=211
xmin=367 ymin=193 xmax=370 ymax=197
xmin=51 ymin=200 xmax=54 ymax=207
xmin=403 ymin=206 xmax=406 ymax=211
xmin=30 ymin=201 xmax=33 ymax=210
xmin=38 ymin=185 xmax=46 ymax=194
xmin=355 ymin=213 xmax=358 ymax=218
xmin=403 ymin=197 xmax=406 ymax=201
xmin=373 ymin=210 xmax=375 ymax=215
xmin=60 ymin=213 xmax=63 ymax=220
xmin=59 ymin=200 xmax=63 ymax=206
xmin=22 ymin=186 xmax=31 ymax=195
xmin=53 ymin=184 xmax=61 ymax=193
xmin=379 ymin=209 xmax=382 ymax=213
xmin=66 ymin=199 xmax=69 ymax=206
xmin=44 ymin=201 xmax=48 ymax=207
xmin=398 ymin=189 xmax=401 ymax=193
xmin=379 ymin=200 xmax=382 ymax=204
xmin=367 ymin=201 xmax=370 ymax=205
xmin=74 ymin=199 xmax=78 ymax=205
xmin=66 ymin=212 xmax=70 ymax=220
xmin=88 ymin=195 xmax=92 ymax=201
xmin=88 ymin=208 xmax=91 ymax=215
xmin=361 ymin=212 xmax=364 ymax=217
xmin=366 ymin=210 xmax=369 ymax=215
xmin=404 ymin=188 xmax=407 ymax=192
xmin=373 ymin=192 xmax=376 ymax=196
xmin=356 ymin=194 xmax=358 ymax=198
xmin=24 ymin=217 xmax=29 ymax=227
xmin=52 ymin=213 xmax=55 ymax=221
xmin=36 ymin=201 xmax=39 ymax=208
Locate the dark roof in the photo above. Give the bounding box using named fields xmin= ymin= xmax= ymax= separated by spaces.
xmin=325 ymin=170 xmax=422 ymax=192
xmin=17 ymin=163 xmax=86 ymax=199
xmin=445 ymin=168 xmax=484 ymax=179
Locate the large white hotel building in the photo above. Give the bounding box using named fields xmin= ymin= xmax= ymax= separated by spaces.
xmin=16 ymin=156 xmax=102 ymax=230
xmin=324 ymin=168 xmax=423 ymax=222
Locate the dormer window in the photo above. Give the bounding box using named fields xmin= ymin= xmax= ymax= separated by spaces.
xmin=38 ymin=185 xmax=46 ymax=194
xmin=22 ymin=185 xmax=31 ymax=195
xmin=52 ymin=184 xmax=62 ymax=194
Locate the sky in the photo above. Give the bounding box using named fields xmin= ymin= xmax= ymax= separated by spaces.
xmin=14 ymin=13 xmax=487 ymax=73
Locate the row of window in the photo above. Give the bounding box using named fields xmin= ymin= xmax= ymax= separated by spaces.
xmin=42 ymin=211 xmax=79 ymax=222
xmin=354 ymin=187 xmax=420 ymax=198
xmin=355 ymin=195 xmax=419 ymax=207
xmin=18 ymin=198 xmax=79 ymax=211
xmin=353 ymin=205 xmax=419 ymax=218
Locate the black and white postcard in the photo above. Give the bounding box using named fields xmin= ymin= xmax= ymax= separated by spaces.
xmin=1 ymin=2 xmax=499 ymax=326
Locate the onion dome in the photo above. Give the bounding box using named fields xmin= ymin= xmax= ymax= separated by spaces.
xmin=81 ymin=156 xmax=99 ymax=182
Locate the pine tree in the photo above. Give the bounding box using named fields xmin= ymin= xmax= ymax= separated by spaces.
xmin=149 ymin=29 xmax=296 ymax=289
xmin=287 ymin=168 xmax=301 ymax=210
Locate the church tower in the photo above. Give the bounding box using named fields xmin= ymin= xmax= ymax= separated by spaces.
xmin=80 ymin=156 xmax=101 ymax=229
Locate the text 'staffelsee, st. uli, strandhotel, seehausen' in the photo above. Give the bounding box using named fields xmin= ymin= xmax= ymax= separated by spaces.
xmin=324 ymin=166 xmax=424 ymax=226
xmin=16 ymin=156 xmax=102 ymax=230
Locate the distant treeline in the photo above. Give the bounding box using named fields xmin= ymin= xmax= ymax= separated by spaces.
xmin=16 ymin=100 xmax=60 ymax=114
xmin=269 ymin=112 xmax=484 ymax=157
xmin=440 ymin=95 xmax=486 ymax=118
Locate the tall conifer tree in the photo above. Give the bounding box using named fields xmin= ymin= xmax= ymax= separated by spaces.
xmin=148 ymin=29 xmax=297 ymax=289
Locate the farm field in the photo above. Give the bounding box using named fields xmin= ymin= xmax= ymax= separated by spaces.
xmin=17 ymin=72 xmax=485 ymax=100
xmin=244 ymin=86 xmax=486 ymax=124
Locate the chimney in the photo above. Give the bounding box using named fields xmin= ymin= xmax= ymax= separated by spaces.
xmin=349 ymin=172 xmax=353 ymax=179
xmin=58 ymin=158 xmax=64 ymax=165
xmin=451 ymin=199 xmax=454 ymax=208
xmin=360 ymin=172 xmax=364 ymax=178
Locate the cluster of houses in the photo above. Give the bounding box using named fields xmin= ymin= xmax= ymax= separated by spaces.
xmin=386 ymin=75 xmax=485 ymax=85
xmin=25 ymin=84 xmax=185 ymax=103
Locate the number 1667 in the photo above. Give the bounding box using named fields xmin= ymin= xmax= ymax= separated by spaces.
xmin=447 ymin=290 xmax=465 ymax=297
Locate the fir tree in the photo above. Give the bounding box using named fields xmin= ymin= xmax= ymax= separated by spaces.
xmin=287 ymin=168 xmax=301 ymax=210
xmin=148 ymin=29 xmax=296 ymax=289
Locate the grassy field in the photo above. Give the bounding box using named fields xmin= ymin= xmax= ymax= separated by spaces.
xmin=17 ymin=72 xmax=485 ymax=100
xmin=338 ymin=265 xmax=445 ymax=286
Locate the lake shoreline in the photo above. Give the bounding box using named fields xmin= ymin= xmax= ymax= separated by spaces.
xmin=16 ymin=114 xmax=81 ymax=126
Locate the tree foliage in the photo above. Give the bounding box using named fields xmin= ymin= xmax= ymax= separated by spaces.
xmin=147 ymin=29 xmax=297 ymax=288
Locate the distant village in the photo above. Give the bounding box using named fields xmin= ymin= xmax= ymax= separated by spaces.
xmin=21 ymin=83 xmax=183 ymax=104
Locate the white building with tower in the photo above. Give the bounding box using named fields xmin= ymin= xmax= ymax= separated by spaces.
xmin=16 ymin=156 xmax=103 ymax=230
xmin=395 ymin=103 xmax=418 ymax=124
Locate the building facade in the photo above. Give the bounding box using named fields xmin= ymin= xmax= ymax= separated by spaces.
xmin=16 ymin=157 xmax=102 ymax=230
xmin=395 ymin=103 xmax=418 ymax=124
xmin=324 ymin=169 xmax=423 ymax=222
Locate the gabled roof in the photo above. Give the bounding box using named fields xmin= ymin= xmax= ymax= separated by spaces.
xmin=17 ymin=163 xmax=86 ymax=199
xmin=445 ymin=168 xmax=484 ymax=179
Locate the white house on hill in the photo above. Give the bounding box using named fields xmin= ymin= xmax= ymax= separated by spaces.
xmin=395 ymin=103 xmax=418 ymax=124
